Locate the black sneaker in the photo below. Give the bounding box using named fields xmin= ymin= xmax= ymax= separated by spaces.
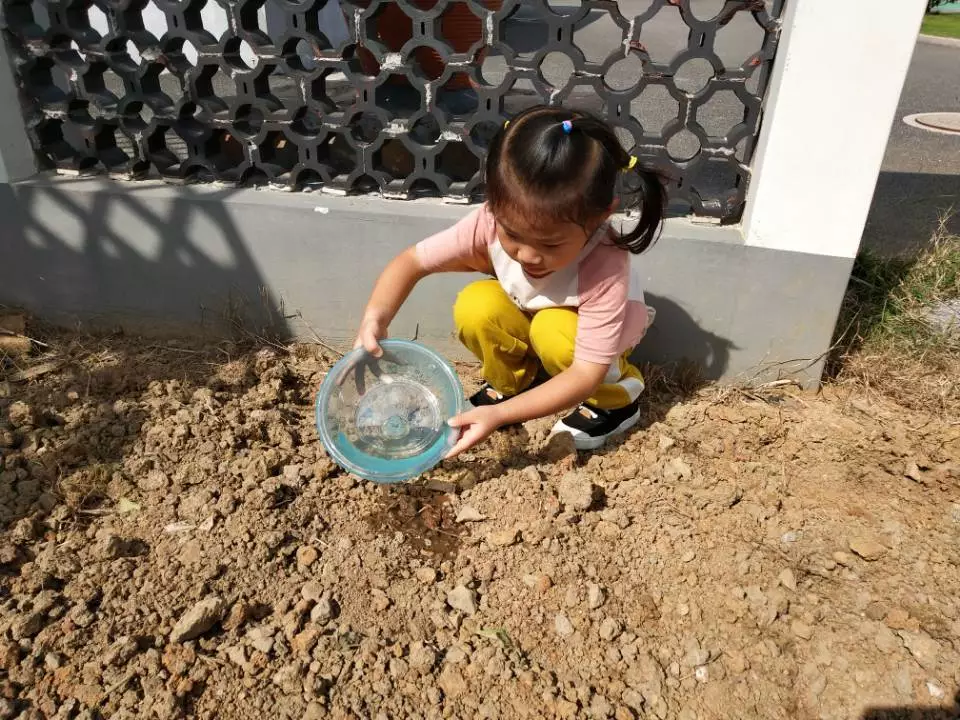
xmin=551 ymin=399 xmax=642 ymax=450
xmin=468 ymin=372 xmax=549 ymax=408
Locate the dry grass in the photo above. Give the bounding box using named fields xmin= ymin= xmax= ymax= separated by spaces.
xmin=826 ymin=223 xmax=960 ymax=414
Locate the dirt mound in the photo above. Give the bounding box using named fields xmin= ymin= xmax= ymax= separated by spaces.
xmin=1 ymin=334 xmax=958 ymax=719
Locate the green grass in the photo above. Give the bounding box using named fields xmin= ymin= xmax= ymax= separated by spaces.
xmin=828 ymin=226 xmax=960 ymax=412
xmin=921 ymin=13 xmax=960 ymax=39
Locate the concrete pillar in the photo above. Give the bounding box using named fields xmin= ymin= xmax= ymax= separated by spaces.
xmin=742 ymin=0 xmax=927 ymax=260
xmin=0 ymin=42 xmax=36 ymax=183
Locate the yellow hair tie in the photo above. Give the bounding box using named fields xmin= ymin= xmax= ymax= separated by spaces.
xmin=504 ymin=120 xmax=510 ymax=128
xmin=625 ymin=155 xmax=638 ymax=170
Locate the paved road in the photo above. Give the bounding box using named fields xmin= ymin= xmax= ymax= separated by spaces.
xmin=862 ymin=39 xmax=960 ymax=257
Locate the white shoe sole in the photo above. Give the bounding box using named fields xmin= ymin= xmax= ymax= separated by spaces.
xmin=551 ymin=406 xmax=642 ymax=451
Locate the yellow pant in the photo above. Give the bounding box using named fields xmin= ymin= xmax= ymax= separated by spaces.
xmin=453 ymin=279 xmax=645 ymax=410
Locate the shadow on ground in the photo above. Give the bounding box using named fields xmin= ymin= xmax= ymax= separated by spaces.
xmin=862 ymin=689 xmax=960 ymax=720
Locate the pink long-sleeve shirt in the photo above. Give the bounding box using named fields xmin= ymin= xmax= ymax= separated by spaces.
xmin=416 ymin=204 xmax=654 ymax=365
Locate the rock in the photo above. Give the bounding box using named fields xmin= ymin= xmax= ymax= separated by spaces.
xmin=596 ymin=521 xmax=621 ymax=539
xmin=875 ymin=625 xmax=900 ymax=654
xmin=8 ymin=401 xmax=34 ymax=428
xmin=415 ymin=567 xmax=438 ymax=584
xmin=522 ymin=573 xmax=553 ymax=593
xmin=222 ymin=602 xmax=252 ymax=632
xmin=905 ymin=460 xmax=925 ymax=483
xmin=694 ymin=665 xmax=709 ymax=683
xmin=587 ymin=583 xmax=606 ymax=610
xmin=927 ymin=680 xmax=947 ymax=700
xmin=455 ymin=505 xmax=486 ymax=523
xmin=488 ymin=528 xmax=520 ymax=547
xmin=558 ymin=472 xmax=595 ymax=512
xmin=310 ymin=593 xmax=336 ymax=625
xmin=170 ymin=596 xmax=224 ymax=643
xmin=884 ymin=607 xmax=914 ymax=631
xmin=780 ymin=531 xmax=800 ymax=544
xmin=621 ymin=689 xmax=645 ymax=711
xmin=296 ymin=546 xmax=319 ymax=569
xmin=438 ymin=665 xmax=468 ymax=698
xmin=301 ymin=582 xmax=324 ymax=603
xmin=447 ymin=585 xmax=477 ymax=616
xmin=832 ymin=551 xmax=853 ymax=567
xmin=521 ymin=466 xmax=542 ymax=484
xmin=625 ymin=651 xmax=665 ymax=705
xmin=247 ymin=626 xmax=275 ymax=655
xmin=10 ymin=610 xmax=46 ymax=640
xmin=408 ymin=642 xmax=438 ymax=673
xmin=791 ymin=621 xmax=813 ymax=640
xmin=291 ymin=626 xmax=321 ymax=656
xmin=897 ymin=631 xmax=940 ymax=671
xmin=778 ymin=568 xmax=797 ymax=592
xmin=849 ymin=536 xmax=886 ymax=562
xmin=681 ymin=550 xmax=695 ymax=563
xmin=554 ymin=614 xmax=574 ymax=638
xmin=658 ymin=435 xmax=676 ymax=452
xmin=682 ymin=639 xmax=709 ymax=668
xmin=225 ymin=645 xmax=249 ymax=669
xmin=662 ymin=457 xmax=691 ymax=483
xmin=599 ymin=618 xmax=622 ymax=642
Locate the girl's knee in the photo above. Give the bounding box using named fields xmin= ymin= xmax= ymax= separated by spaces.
xmin=529 ymin=309 xmax=576 ymax=370
xmin=454 ymin=279 xmax=520 ymax=339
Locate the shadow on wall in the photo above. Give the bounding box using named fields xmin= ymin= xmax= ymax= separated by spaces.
xmin=0 ymin=180 xmax=290 ymax=340
xmin=861 ymin=690 xmax=960 ymax=719
xmin=861 ymin=171 xmax=960 ymax=258
xmin=634 ymin=293 xmax=735 ymax=382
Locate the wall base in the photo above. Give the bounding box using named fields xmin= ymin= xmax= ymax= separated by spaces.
xmin=0 ymin=176 xmax=852 ymax=386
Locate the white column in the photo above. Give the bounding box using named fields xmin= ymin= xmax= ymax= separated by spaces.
xmin=741 ymin=0 xmax=927 ymax=259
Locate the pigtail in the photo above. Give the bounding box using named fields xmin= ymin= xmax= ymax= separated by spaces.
xmin=616 ymin=163 xmax=667 ymax=254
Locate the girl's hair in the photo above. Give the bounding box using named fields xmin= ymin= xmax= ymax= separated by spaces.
xmin=486 ymin=106 xmax=667 ymax=254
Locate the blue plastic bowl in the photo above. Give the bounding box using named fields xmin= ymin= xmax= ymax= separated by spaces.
xmin=315 ymin=340 xmax=463 ymax=483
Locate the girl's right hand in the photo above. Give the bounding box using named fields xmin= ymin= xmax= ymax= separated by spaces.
xmin=354 ymin=314 xmax=387 ymax=358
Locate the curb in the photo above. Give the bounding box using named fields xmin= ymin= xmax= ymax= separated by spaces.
xmin=918 ymin=33 xmax=960 ymax=48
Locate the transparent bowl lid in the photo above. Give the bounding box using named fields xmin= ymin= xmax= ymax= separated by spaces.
xmin=315 ymin=340 xmax=463 ymax=483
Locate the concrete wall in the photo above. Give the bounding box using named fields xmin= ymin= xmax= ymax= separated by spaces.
xmin=0 ymin=176 xmax=851 ymax=385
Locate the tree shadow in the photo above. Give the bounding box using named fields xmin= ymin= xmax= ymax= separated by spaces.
xmin=0 ymin=177 xmax=292 ymax=532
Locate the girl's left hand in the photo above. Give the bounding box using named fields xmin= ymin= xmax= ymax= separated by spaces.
xmin=445 ymin=406 xmax=505 ymax=458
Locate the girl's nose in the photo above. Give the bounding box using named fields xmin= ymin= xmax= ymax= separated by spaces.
xmin=516 ymin=246 xmax=542 ymax=265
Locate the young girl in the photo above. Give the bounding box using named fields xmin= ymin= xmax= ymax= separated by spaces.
xmin=354 ymin=105 xmax=666 ymax=457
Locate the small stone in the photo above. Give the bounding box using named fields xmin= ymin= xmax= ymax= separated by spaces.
xmin=905 ymin=460 xmax=925 ymax=483
xmin=11 ymin=611 xmax=45 ymax=640
xmin=884 ymin=607 xmax=914 ymax=630
xmin=301 ymin=582 xmax=324 ymax=603
xmin=291 ymin=626 xmax=321 ymax=656
xmin=455 ymin=505 xmax=487 ymax=523
xmin=599 ymin=618 xmax=622 ymax=642
xmin=875 ymin=625 xmax=900 ymax=654
xmin=682 ymin=639 xmax=709 ymax=668
xmin=781 ymin=531 xmax=800 ymax=544
xmin=833 ymin=551 xmax=853 ymax=567
xmin=587 ymin=583 xmax=606 ymax=610
xmin=927 ymin=680 xmax=946 ymax=700
xmin=409 ymin=642 xmax=438 ymax=673
xmin=415 ymin=567 xmax=438 ymax=584
xmin=456 ymin=470 xmax=478 ymax=491
xmin=778 ymin=568 xmax=797 ymax=592
xmin=558 ymin=472 xmax=596 ymax=512
xmin=488 ymin=528 xmax=520 ymax=547
xmin=246 ymin=626 xmax=275 ymax=655
xmin=521 ymin=466 xmax=542 ymax=484
xmin=865 ymin=602 xmax=889 ymax=621
xmin=849 ymin=536 xmax=886 ymax=562
xmin=310 ymin=593 xmax=336 ymax=625
xmin=791 ymin=621 xmax=813 ymax=640
xmin=621 ymin=689 xmax=645 ymax=712
xmin=681 ymin=550 xmax=695 ymax=563
xmin=7 ymin=401 xmax=34 ymax=428
xmin=296 ymin=546 xmax=319 ymax=569
xmin=658 ymin=435 xmax=676 ymax=452
xmin=222 ymin=602 xmax=252 ymax=632
xmin=554 ymin=614 xmax=574 ymax=638
xmin=170 ymin=596 xmax=224 ymax=643
xmin=898 ymin=631 xmax=940 ymax=671
xmin=447 ymin=585 xmax=477 ymax=616
xmin=694 ymin=665 xmax=709 ymax=683
xmin=663 ymin=457 xmax=692 ymax=483
xmin=522 ymin=573 xmax=553 ymax=593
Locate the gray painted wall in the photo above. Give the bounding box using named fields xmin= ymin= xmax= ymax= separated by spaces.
xmin=0 ymin=176 xmax=851 ymax=386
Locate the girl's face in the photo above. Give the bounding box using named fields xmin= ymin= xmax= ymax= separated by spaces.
xmin=495 ymin=210 xmax=609 ymax=279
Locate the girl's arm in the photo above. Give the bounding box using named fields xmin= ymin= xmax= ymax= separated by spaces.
xmin=446 ymin=360 xmax=608 ymax=457
xmin=356 ymin=246 xmax=479 ymax=356
xmin=355 ymin=247 xmax=428 ymax=356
